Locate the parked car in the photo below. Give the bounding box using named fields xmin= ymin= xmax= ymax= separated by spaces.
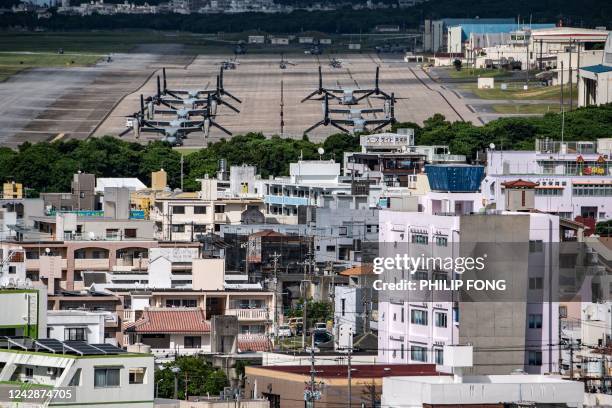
xmin=314 ymin=322 xmax=327 ymax=331
xmin=277 ymin=324 xmax=292 ymax=337
xmin=313 ymin=329 xmax=333 ymax=346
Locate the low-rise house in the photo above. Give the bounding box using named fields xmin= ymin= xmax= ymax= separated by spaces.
xmin=0 ymin=337 xmax=154 ymax=408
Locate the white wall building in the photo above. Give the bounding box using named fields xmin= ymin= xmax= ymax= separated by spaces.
xmin=579 ymin=32 xmax=612 ymax=107
xmin=377 ymin=210 xmax=562 ymax=374
xmin=47 ymin=310 xmax=109 ymax=344
xmin=263 ymin=160 xmax=383 ymax=223
xmin=382 ymin=346 xmax=584 ymax=408
xmin=482 ymin=138 xmax=612 ymax=221
xmin=0 ymin=339 xmax=154 ymax=408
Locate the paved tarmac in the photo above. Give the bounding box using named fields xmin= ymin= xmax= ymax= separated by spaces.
xmin=0 ymin=45 xmax=191 ymax=148
xmin=94 ymin=53 xmax=479 ymax=145
xmin=0 ymin=50 xmax=482 ymax=148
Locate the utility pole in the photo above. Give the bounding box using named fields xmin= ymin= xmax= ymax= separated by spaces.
xmin=271 ymin=252 xmax=281 ymax=344
xmin=569 ymin=39 xmax=573 ymax=111
xmin=569 ymin=341 xmax=575 ymax=380
xmin=302 ymin=237 xmax=315 ymax=351
xmin=280 ymin=80 xmax=284 ymax=136
xmin=347 ymin=346 xmax=353 ymax=408
xmin=304 ymin=335 xmax=321 ymax=407
xmin=180 ymin=154 xmax=184 ymax=191
xmin=560 ymin=61 xmax=564 ymax=113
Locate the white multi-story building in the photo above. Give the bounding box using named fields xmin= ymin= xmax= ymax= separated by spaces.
xmin=263 ymin=160 xmax=383 ymax=224
xmin=482 ymin=138 xmax=612 ymax=221
xmin=377 ymin=210 xmax=567 ymax=375
xmin=149 ymin=178 xmax=264 ymax=240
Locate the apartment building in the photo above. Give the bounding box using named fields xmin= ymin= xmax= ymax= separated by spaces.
xmin=149 ymin=178 xmax=264 ymax=241
xmin=377 ymin=208 xmax=587 ymax=375
xmin=263 ymin=160 xmax=383 ymax=224
xmin=343 ymin=132 xmax=466 ymax=188
xmin=482 ymin=138 xmax=612 ymax=221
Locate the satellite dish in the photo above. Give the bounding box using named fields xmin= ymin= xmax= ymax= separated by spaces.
xmin=317 ymin=147 xmax=325 ymax=155
xmin=45 ymin=247 xmax=50 ymax=254
xmin=489 ymin=143 xmax=495 ymax=150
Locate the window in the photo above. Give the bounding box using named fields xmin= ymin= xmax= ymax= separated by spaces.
xmin=341 ymin=299 xmax=346 ymax=317
xmin=8 ymin=266 xmax=16 ymax=274
xmin=94 ymin=368 xmax=120 ymax=388
xmin=529 ymin=240 xmax=543 ymax=253
xmin=129 ymin=368 xmax=146 ymax=384
xmin=171 ymin=224 xmax=185 ymax=233
xmin=413 ymin=270 xmax=428 ymax=281
xmin=68 ymin=369 xmax=81 ymax=386
xmin=105 ymin=229 xmax=119 ymax=239
xmin=400 ymin=307 xmax=405 ymax=323
xmin=193 ymin=224 xmax=207 ymax=233
xmin=535 ymin=188 xmax=563 ymax=196
xmin=528 ymin=314 xmax=543 ymax=329
xmin=184 ymin=336 xmax=201 ymax=348
xmin=528 ymin=351 xmax=542 ymax=366
xmin=400 ymin=343 xmax=405 ymax=359
xmin=172 ymin=206 xmax=185 ymax=214
xmin=338 ymin=226 xmax=348 ymax=236
xmin=559 ymin=305 xmax=568 ymax=318
xmin=366 ymin=225 xmax=379 ymax=233
xmin=433 ymin=271 xmax=447 ymax=282
xmin=124 ymin=229 xmax=137 ymax=239
xmin=166 ymin=299 xmax=197 ymax=308
xmin=326 ymin=245 xmax=336 ymax=252
xmin=25 ymin=367 xmax=34 ymax=378
xmin=435 ymin=349 xmax=444 ymax=365
xmin=435 ymin=236 xmax=448 ymax=247
xmin=411 ymin=345 xmax=427 ymax=362
xmin=529 ymin=277 xmax=543 ymax=290
xmin=411 ymin=309 xmax=428 ymax=326
xmin=411 ymin=234 xmax=428 ymax=245
xmin=65 ymin=327 xmax=87 ymax=341
xmin=435 ymin=312 xmax=447 ymax=328
xmin=194 ymin=206 xmax=206 ymax=214
xmin=214 ymin=205 xmax=225 ymax=213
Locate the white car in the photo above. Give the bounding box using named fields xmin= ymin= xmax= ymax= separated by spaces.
xmin=277 ymin=324 xmax=292 ymax=337
xmin=314 ymin=322 xmax=327 ymax=331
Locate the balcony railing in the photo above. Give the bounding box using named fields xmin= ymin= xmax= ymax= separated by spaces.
xmin=214 ymin=213 xmax=228 ymax=223
xmin=226 ymin=308 xmax=269 ymax=320
xmin=74 ymin=258 xmax=110 ymax=269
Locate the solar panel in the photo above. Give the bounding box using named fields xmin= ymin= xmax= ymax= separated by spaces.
xmin=89 ymin=343 xmax=127 ymax=354
xmin=63 ymin=341 xmax=106 ymax=356
xmin=35 ymin=338 xmax=66 ymax=353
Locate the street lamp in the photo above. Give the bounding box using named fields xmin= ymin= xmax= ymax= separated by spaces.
xmin=170 ymin=366 xmax=181 ymax=400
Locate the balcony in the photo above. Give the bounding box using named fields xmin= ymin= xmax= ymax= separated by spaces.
xmin=264 ymin=195 xmax=309 ymax=206
xmin=123 ymin=309 xmax=135 ymax=322
xmin=74 ymin=258 xmax=110 ymax=270
xmin=226 ymin=308 xmax=269 ymax=321
xmin=26 ymin=258 xmax=68 ymax=271
xmin=214 ymin=213 xmax=228 ymax=223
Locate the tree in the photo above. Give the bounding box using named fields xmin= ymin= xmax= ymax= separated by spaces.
xmin=453 ymin=59 xmax=462 ymax=71
xmin=154 ymin=356 xmax=228 ymax=400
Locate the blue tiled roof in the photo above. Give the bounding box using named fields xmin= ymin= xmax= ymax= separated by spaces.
xmin=581 ymin=64 xmax=612 ymax=74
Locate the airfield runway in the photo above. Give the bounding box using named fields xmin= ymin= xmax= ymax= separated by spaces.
xmin=0 ymin=51 xmax=482 ymax=148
